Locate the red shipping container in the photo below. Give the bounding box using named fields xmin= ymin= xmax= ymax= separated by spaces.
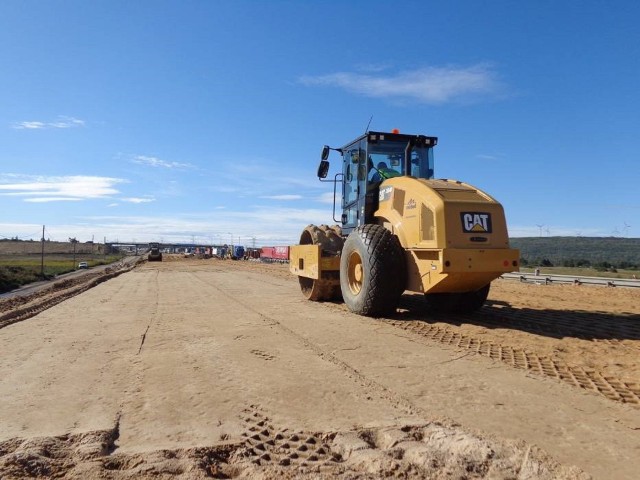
xmin=273 ymin=246 xmax=290 ymax=261
xmin=260 ymin=247 xmax=275 ymax=260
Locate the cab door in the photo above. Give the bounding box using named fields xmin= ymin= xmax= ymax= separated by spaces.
xmin=341 ymin=139 xmax=365 ymax=232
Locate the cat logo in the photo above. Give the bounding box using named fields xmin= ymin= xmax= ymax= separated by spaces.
xmin=461 ymin=212 xmax=492 ymax=233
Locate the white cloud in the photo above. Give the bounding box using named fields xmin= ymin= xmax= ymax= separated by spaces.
xmin=49 ymin=116 xmax=86 ymax=128
xmin=14 ymin=121 xmax=46 ymax=129
xmin=121 ymin=196 xmax=155 ymax=204
xmin=0 ymin=174 xmax=126 ymax=202
xmin=132 ymin=155 xmax=193 ymax=169
xmin=11 ymin=116 xmax=85 ymax=129
xmin=6 ymin=205 xmax=336 ymax=244
xmin=299 ymin=64 xmax=504 ymax=104
xmin=260 ymin=194 xmax=303 ymax=201
xmin=24 ymin=197 xmax=83 ymax=203
xmin=476 ymin=154 xmax=498 ymax=160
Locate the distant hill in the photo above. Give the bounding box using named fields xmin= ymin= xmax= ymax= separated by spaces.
xmin=510 ymin=237 xmax=640 ymax=267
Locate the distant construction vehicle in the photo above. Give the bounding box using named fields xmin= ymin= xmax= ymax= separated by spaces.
xmin=290 ymin=129 xmax=519 ymax=316
xmin=229 ymin=245 xmax=245 ymax=260
xmin=148 ymin=242 xmax=163 ymax=262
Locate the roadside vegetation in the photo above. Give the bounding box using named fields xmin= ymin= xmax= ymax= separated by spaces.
xmin=511 ymin=237 xmax=640 ymax=265
xmin=519 ymin=266 xmax=638 ymax=279
xmin=0 ymin=254 xmax=126 ymax=294
xmin=511 ymin=236 xmax=639 ymax=279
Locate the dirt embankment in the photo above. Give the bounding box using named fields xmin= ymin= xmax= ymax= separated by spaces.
xmin=0 ymin=257 xmax=141 ymax=329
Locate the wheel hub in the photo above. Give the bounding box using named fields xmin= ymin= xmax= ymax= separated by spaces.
xmin=347 ymin=251 xmax=363 ymax=295
xmin=354 ymin=264 xmax=363 ymax=282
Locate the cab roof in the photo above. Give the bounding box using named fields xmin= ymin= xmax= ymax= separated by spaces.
xmin=340 ymin=131 xmax=438 ymax=150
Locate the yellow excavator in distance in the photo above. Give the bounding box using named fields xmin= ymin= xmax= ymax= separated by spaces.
xmin=289 ymin=129 xmax=519 ymax=317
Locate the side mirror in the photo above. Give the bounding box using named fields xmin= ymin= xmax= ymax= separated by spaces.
xmin=321 ymin=145 xmax=330 ymax=161
xmin=317 ymin=159 xmax=330 ymax=179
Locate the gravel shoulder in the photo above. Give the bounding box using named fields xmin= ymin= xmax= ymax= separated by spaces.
xmin=1 ymin=256 xmax=638 ymax=478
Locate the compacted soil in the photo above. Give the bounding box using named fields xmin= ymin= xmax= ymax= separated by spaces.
xmin=0 ymin=256 xmax=638 ymax=479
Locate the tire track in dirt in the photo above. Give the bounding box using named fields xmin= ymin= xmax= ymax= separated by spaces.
xmin=235 ymin=405 xmax=338 ymax=470
xmin=383 ymin=295 xmax=640 ymax=407
xmin=0 ymin=405 xmax=587 ymax=479
xmin=190 ymin=265 xmax=640 ymax=407
xmin=230 ymin=404 xmax=587 ymax=479
xmin=475 ymin=303 xmax=640 ymax=350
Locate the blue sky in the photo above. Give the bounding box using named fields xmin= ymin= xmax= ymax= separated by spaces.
xmin=0 ymin=0 xmax=638 ymax=245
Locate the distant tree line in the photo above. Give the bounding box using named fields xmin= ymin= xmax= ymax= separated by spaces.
xmin=0 ymin=237 xmax=45 ymax=242
xmin=519 ymin=257 xmax=638 ymax=272
xmin=512 ymin=236 xmax=640 ymax=271
xmin=0 ymin=237 xmax=96 ymax=243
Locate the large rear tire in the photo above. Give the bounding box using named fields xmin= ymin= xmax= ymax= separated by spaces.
xmin=340 ymin=224 xmax=406 ymax=317
xmin=424 ymin=283 xmax=490 ymax=313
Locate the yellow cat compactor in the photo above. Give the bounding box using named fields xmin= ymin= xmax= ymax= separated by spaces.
xmin=290 ymin=130 xmax=519 ymax=316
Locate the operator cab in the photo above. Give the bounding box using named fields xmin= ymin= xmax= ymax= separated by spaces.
xmin=365 ymin=131 xmax=436 ymax=182
xmin=318 ymin=130 xmax=437 ymax=235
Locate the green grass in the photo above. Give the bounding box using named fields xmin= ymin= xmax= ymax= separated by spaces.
xmin=0 ymin=253 xmax=126 ymax=293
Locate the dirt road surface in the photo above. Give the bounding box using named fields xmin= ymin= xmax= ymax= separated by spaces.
xmin=1 ymin=256 xmax=638 ymax=479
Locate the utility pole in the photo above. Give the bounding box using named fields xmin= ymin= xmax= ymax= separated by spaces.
xmin=40 ymin=225 xmax=45 ymax=279
xmin=69 ymin=237 xmax=78 ymax=268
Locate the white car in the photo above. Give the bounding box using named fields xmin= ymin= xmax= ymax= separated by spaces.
xmin=78 ymin=262 xmax=88 ymax=269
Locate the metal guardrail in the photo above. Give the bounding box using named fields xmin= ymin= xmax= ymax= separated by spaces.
xmin=501 ymin=272 xmax=640 ymax=288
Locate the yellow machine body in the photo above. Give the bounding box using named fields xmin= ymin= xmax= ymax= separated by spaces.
xmin=289 ymin=225 xmax=343 ymax=301
xmin=374 ymin=177 xmax=519 ymax=294
xmin=290 ymin=130 xmax=519 ymax=315
xmin=289 ymin=244 xmax=340 ymax=282
xmin=290 ymin=176 xmax=518 ymax=296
